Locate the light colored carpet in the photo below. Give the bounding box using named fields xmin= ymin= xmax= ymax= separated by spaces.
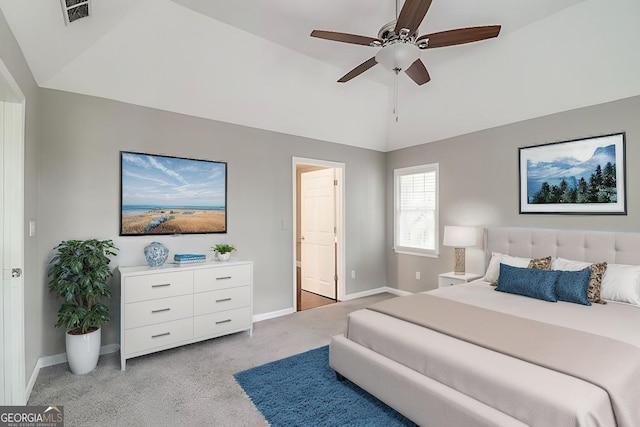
xmin=28 ymin=292 xmax=395 ymax=427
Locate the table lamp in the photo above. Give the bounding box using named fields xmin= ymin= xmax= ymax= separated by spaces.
xmin=443 ymin=226 xmax=477 ymax=275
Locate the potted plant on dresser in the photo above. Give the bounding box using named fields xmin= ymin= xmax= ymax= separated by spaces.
xmin=213 ymin=243 xmax=236 ymax=261
xmin=48 ymin=239 xmax=118 ymax=374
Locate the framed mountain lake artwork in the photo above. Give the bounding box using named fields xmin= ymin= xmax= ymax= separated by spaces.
xmin=120 ymin=151 xmax=227 ymax=235
xmin=519 ymin=133 xmax=626 ymax=215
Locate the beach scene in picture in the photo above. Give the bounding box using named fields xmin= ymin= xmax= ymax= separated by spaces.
xmin=524 ymin=136 xmax=620 ymax=205
xmin=121 ymin=152 xmax=226 ymax=235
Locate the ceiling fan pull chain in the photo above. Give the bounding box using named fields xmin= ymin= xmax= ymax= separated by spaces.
xmin=394 ymin=74 xmax=399 ymax=122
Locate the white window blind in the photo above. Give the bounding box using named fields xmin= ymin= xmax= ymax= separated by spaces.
xmin=394 ymin=164 xmax=439 ymax=257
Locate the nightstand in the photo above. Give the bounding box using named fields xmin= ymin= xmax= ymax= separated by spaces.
xmin=438 ymin=272 xmax=482 ymax=288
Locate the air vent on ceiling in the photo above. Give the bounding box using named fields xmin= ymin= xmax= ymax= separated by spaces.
xmin=61 ymin=0 xmax=90 ymax=25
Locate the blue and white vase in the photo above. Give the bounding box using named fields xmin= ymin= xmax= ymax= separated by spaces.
xmin=144 ymin=242 xmax=169 ymax=267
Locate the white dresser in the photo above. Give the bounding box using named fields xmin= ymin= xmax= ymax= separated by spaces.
xmin=118 ymin=260 xmax=253 ymax=370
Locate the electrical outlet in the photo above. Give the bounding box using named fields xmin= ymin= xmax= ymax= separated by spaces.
xmin=351 ymin=270 xmax=356 ymax=279
xmin=415 ymin=271 xmax=421 ymax=280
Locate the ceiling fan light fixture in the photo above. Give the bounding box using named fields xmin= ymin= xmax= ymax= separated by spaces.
xmin=310 ymin=0 xmax=501 ymax=85
xmin=375 ymin=42 xmax=420 ymax=71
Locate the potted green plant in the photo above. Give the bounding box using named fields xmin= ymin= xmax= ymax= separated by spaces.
xmin=213 ymin=243 xmax=236 ymax=261
xmin=48 ymin=239 xmax=118 ymax=374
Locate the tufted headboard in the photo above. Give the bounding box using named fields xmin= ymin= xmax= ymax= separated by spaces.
xmin=484 ymin=227 xmax=640 ymax=268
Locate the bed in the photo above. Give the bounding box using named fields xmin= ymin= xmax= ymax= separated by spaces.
xmin=329 ymin=227 xmax=640 ymax=427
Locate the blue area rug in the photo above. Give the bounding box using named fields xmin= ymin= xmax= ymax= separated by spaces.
xmin=234 ymin=345 xmax=417 ymax=426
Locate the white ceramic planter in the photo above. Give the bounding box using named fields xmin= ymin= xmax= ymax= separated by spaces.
xmin=66 ymin=327 xmax=101 ymax=375
xmin=217 ymin=252 xmax=231 ymax=261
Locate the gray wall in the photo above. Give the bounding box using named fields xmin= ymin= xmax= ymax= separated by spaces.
xmin=38 ymin=89 xmax=387 ymax=356
xmin=387 ymin=95 xmax=640 ymax=292
xmin=0 ymin=10 xmax=41 ymax=386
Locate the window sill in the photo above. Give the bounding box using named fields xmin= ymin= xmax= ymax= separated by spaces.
xmin=393 ymin=248 xmax=439 ymax=258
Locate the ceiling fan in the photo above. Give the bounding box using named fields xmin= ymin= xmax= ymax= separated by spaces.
xmin=310 ymin=0 xmax=501 ymax=85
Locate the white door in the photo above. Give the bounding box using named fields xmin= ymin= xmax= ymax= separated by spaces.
xmin=0 ymin=60 xmax=26 ymax=405
xmin=301 ymin=168 xmax=336 ymax=299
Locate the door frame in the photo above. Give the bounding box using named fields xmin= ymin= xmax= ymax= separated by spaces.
xmin=292 ymin=157 xmax=345 ymax=309
xmin=0 ymin=58 xmax=26 ymax=405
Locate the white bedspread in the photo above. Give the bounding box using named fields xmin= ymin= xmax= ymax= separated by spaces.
xmin=430 ymin=282 xmax=640 ymax=346
xmin=345 ymin=282 xmax=640 ymax=426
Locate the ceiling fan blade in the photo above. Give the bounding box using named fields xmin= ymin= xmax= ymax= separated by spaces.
xmin=394 ymin=0 xmax=433 ymax=36
xmin=405 ymin=59 xmax=431 ymax=85
xmin=311 ymin=30 xmax=382 ymax=47
xmin=338 ymin=57 xmax=378 ymax=83
xmin=417 ymin=25 xmax=501 ymax=49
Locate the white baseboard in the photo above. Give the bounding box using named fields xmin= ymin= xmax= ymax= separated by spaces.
xmin=25 ymin=364 xmax=39 ymax=404
xmin=381 ymin=286 xmax=413 ymax=296
xmin=342 ymin=286 xmax=412 ymax=300
xmin=38 ymin=343 xmax=120 ymax=369
xmin=253 ymin=307 xmax=295 ymax=323
xmin=25 ymin=343 xmax=120 ymax=403
xmin=252 ymin=287 xmax=412 ymax=323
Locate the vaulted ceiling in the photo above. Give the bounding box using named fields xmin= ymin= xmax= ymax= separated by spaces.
xmin=1 ymin=0 xmax=639 ymax=151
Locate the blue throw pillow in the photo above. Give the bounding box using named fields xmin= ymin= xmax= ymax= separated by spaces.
xmin=555 ymin=269 xmax=592 ymax=306
xmin=496 ymin=263 xmax=559 ymax=302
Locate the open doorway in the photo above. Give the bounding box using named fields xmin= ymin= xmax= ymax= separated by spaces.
xmin=292 ymin=158 xmax=345 ymax=311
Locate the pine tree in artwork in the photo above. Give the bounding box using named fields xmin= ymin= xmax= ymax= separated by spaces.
xmin=602 ymin=162 xmax=617 ymax=202
xmin=576 ymin=177 xmax=589 ymax=203
xmin=603 ymin=162 xmax=616 ymax=187
xmin=588 ymin=165 xmax=604 ymax=202
xmin=532 ymin=182 xmax=551 ymax=203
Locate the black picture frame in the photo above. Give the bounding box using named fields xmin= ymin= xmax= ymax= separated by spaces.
xmin=519 ymin=132 xmax=626 ymax=215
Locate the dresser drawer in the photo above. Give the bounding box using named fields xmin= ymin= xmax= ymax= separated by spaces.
xmin=193 ymin=307 xmax=251 ymax=338
xmin=125 ymin=294 xmax=193 ymax=330
xmin=194 ymin=286 xmax=250 ymax=316
xmin=124 ymin=271 xmax=193 ymax=303
xmin=194 ymin=265 xmax=251 ymax=292
xmin=124 ymin=318 xmax=193 ymax=355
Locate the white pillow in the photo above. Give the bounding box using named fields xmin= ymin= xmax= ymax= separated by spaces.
xmin=553 ymin=257 xmax=591 ymax=271
xmin=601 ymin=264 xmax=640 ymax=306
xmin=483 ymin=252 xmax=531 ymax=283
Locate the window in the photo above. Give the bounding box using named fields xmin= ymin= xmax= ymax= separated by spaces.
xmin=394 ymin=164 xmax=439 ymax=257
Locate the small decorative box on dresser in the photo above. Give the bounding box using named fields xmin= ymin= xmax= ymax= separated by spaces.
xmin=119 ymin=260 xmax=253 ymax=370
xmin=437 ymin=271 xmax=482 ymax=288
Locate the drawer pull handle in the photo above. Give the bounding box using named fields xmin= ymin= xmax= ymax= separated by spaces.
xmin=216 ymin=319 xmax=232 ymax=325
xmin=151 ymin=332 xmax=170 ymax=339
xmin=216 ymin=298 xmax=232 ymax=303
xmin=151 ymin=308 xmax=171 ymax=313
xmin=216 ymin=276 xmax=232 ymax=280
xmin=152 ymin=283 xmax=171 ymax=288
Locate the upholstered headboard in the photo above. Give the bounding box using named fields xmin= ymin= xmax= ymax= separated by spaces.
xmin=485 ymin=227 xmax=640 ymax=268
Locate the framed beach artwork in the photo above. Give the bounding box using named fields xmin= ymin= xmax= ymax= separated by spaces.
xmin=120 ymin=151 xmax=227 ymax=235
xmin=519 ymin=132 xmax=626 ymax=215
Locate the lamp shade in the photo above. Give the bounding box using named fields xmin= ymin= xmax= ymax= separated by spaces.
xmin=375 ymin=42 xmax=420 ymax=71
xmin=443 ymin=226 xmax=476 ymax=248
